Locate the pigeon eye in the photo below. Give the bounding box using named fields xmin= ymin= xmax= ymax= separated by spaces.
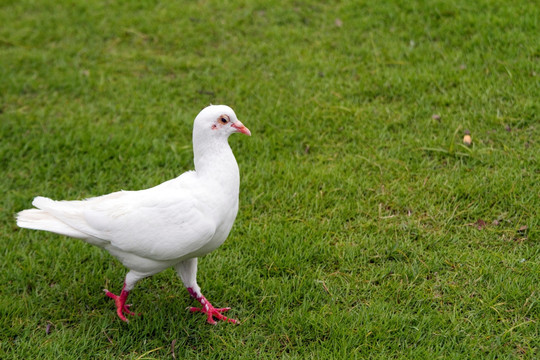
xmin=219 ymin=115 xmax=230 ymax=124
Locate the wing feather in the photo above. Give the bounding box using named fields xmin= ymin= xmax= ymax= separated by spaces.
xmin=32 ymin=173 xmax=216 ymax=261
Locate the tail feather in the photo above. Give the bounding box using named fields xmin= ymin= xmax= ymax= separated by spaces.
xmin=32 ymin=196 xmax=57 ymax=210
xmin=17 ymin=205 xmax=88 ymax=239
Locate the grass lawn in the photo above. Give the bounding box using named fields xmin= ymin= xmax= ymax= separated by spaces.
xmin=1 ymin=0 xmax=538 ymax=358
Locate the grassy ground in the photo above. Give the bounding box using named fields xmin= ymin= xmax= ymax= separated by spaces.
xmin=1 ymin=0 xmax=538 ymax=358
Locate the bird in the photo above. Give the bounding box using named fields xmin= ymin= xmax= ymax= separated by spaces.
xmin=16 ymin=104 xmax=251 ymax=324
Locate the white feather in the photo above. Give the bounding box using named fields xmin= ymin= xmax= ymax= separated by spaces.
xmin=16 ymin=105 xmax=250 ymax=314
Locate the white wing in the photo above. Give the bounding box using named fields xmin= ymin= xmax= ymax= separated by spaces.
xmin=30 ymin=172 xmax=216 ymax=261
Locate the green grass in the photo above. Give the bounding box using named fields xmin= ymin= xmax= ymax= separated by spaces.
xmin=1 ymin=0 xmax=538 ymax=358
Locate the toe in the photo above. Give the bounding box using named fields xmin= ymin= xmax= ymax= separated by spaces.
xmin=214 ymin=307 xmax=231 ymax=313
xmin=215 ymin=312 xmax=237 ymax=324
xmin=123 ymin=306 xmax=136 ymax=316
xmin=117 ymin=309 xmax=129 ymax=322
xmin=104 ymin=290 xmax=118 ymax=300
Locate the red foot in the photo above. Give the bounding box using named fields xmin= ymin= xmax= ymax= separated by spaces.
xmin=187 ymin=288 xmax=238 ymax=325
xmin=104 ymin=285 xmax=138 ymax=322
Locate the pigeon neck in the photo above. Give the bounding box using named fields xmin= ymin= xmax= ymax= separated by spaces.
xmin=193 ymin=135 xmax=240 ymax=189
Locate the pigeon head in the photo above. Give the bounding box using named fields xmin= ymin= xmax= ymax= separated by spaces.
xmin=194 ymin=105 xmax=251 ymax=138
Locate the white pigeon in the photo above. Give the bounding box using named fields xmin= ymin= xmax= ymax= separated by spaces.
xmin=16 ymin=105 xmax=251 ymax=324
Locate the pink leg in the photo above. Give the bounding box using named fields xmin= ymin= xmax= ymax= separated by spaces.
xmin=187 ymin=288 xmax=238 ymax=325
xmin=103 ymin=283 xmax=137 ymax=322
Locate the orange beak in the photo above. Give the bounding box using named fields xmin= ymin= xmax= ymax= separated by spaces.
xmin=231 ymin=120 xmax=251 ymax=136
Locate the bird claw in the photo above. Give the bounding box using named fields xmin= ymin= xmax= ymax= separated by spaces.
xmin=104 ymin=288 xmax=139 ymax=322
xmin=189 ymin=304 xmax=238 ymax=324
xmin=122 ymin=304 xmax=137 ymax=316
xmin=186 ymin=288 xmax=238 ymax=324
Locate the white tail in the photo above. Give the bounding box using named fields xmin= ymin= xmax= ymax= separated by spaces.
xmin=17 ymin=198 xmax=87 ymax=238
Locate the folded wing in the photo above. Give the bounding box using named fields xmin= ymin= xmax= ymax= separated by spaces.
xmin=23 ymin=175 xmax=216 ymax=261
